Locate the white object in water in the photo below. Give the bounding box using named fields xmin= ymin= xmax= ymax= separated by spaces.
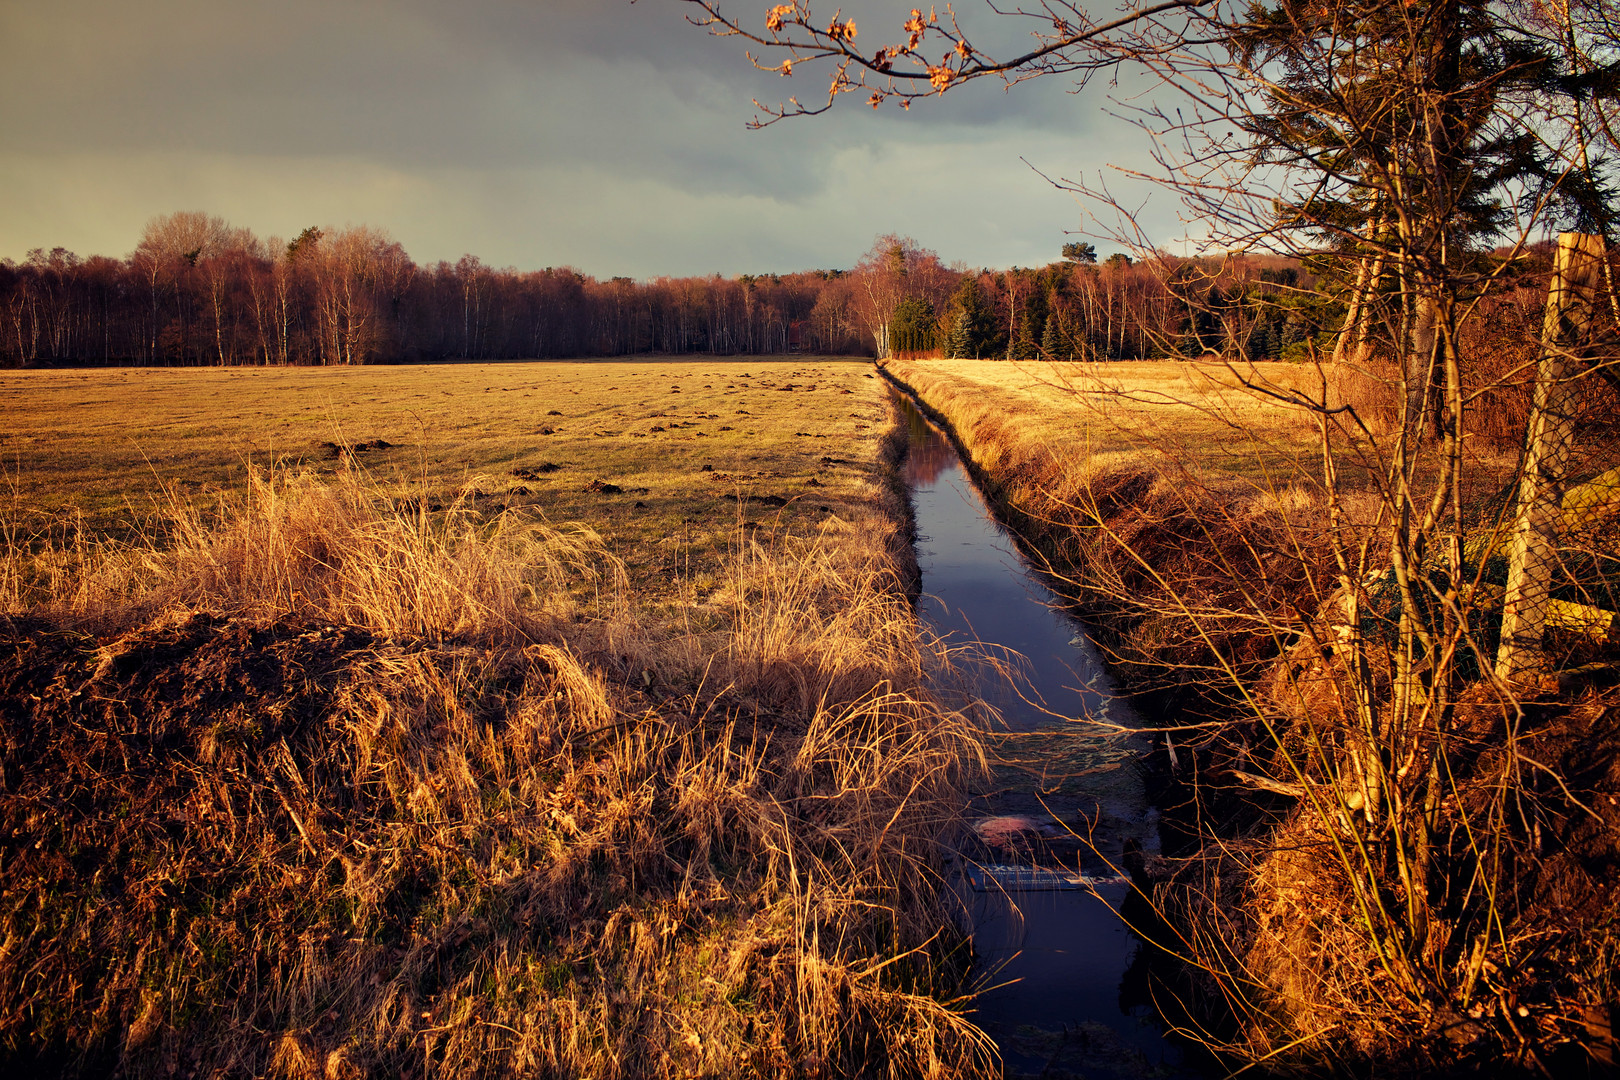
xmin=967 ymin=864 xmax=1129 ymax=892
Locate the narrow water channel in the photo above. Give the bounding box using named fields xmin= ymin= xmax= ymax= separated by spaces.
xmin=896 ymin=393 xmax=1192 ymax=1079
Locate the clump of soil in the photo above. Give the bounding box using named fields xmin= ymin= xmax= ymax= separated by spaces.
xmin=320 ymin=439 xmax=394 ymax=459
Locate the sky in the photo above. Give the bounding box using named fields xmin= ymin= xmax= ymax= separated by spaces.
xmin=0 ymin=0 xmax=1179 ymax=279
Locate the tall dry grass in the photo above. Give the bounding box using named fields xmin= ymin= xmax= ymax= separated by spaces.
xmin=882 ymin=360 xmax=1335 ymax=697
xmin=5 ymin=466 xmax=618 ymax=637
xmin=0 ymin=458 xmax=995 ymax=1078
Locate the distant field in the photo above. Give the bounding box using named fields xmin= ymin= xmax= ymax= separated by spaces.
xmin=1 ymin=357 xmax=890 ymax=594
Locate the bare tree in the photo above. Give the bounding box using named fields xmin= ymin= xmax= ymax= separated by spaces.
xmin=849 ymin=233 xmax=954 ymax=357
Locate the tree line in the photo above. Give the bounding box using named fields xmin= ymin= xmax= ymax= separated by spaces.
xmin=869 ymin=235 xmax=1568 ymax=368
xmin=0 ymin=212 xmax=873 ymax=367
xmin=2 ymin=212 xmax=1580 ymax=371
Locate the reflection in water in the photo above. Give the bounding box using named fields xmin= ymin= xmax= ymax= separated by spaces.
xmin=903 ymin=396 xmax=1117 ymax=733
xmin=903 ymin=403 xmax=962 ymax=490
xmin=895 ymin=390 xmax=1193 ymax=1079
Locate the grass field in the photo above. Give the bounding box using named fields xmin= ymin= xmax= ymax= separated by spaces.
xmin=13 ymin=354 xmax=1601 ymax=1076
xmin=885 ymin=356 xmax=1535 ymax=538
xmin=891 ymin=359 xmax=1330 ymax=467
xmin=1 ymin=358 xmax=891 ymax=607
xmin=0 ymin=358 xmax=1006 ymax=1080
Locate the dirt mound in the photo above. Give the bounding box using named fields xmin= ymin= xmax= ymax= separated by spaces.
xmin=720 ymin=492 xmax=790 ymax=507
xmin=320 ymin=439 xmax=394 ymax=459
xmin=1 ymin=616 xmax=554 ymax=1076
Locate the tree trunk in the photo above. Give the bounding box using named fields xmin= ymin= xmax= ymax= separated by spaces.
xmin=1405 ymin=279 xmax=1439 ymax=430
xmin=1332 ymin=214 xmax=1387 ymax=365
xmin=1495 ymin=232 xmax=1607 ymax=685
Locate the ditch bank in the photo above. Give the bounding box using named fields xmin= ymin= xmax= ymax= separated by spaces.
xmin=881 ymin=360 xmax=1620 ymax=1077
xmin=879 ymin=360 xmax=1303 ymax=721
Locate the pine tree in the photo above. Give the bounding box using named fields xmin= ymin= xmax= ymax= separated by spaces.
xmin=945 ymin=309 xmax=975 ymax=358
xmin=1008 ymin=318 xmax=1036 ymax=360
xmin=888 ymin=297 xmax=936 ymax=354
xmin=1248 ymin=315 xmax=1272 ymax=360
xmin=944 ymin=277 xmax=995 ymax=358
xmin=1040 ymin=310 xmax=1065 ymax=360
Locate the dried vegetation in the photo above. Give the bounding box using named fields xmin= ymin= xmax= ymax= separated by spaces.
xmin=885 ymin=357 xmax=1620 ymax=1074
xmin=0 ymin=406 xmax=995 ymax=1078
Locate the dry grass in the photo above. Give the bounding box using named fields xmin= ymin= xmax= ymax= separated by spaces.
xmin=879 ymin=358 xmax=1541 ymax=682
xmin=0 ymin=358 xmax=889 ymax=604
xmin=887 ymin=357 xmax=1620 ymax=1073
xmin=883 ymin=360 xmax=1348 ymax=693
xmin=0 ymin=373 xmax=999 ymax=1079
xmin=885 ymin=358 xmax=1328 ymax=481
xmin=4 ymin=466 xmax=620 ymax=637
xmin=884 ymin=356 xmax=1521 ymax=495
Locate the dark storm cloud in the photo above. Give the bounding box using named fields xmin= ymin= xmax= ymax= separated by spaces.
xmin=0 ymin=0 xmax=1169 ymax=274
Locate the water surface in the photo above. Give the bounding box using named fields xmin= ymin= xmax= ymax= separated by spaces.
xmin=898 ymin=393 xmax=1190 ymax=1079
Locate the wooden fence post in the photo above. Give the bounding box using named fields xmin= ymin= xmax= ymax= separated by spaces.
xmin=1495 ymin=232 xmax=1607 ymax=686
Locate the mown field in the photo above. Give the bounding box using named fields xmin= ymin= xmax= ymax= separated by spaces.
xmin=1 ymin=358 xmax=892 ymax=606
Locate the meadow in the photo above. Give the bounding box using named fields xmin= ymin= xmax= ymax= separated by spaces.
xmin=10 ymin=354 xmax=1611 ymax=1077
xmin=3 ymin=352 xmax=1353 ymax=1080
xmin=1 ymin=358 xmax=891 ymax=609
xmin=888 ymin=357 xmax=1513 ymax=491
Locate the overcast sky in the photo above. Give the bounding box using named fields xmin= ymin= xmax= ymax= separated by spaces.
xmin=0 ymin=0 xmax=1179 ymax=278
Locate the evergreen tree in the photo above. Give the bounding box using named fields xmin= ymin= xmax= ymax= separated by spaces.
xmin=1248 ymin=314 xmax=1272 ymax=360
xmin=1040 ymin=310 xmax=1066 ymax=359
xmin=1021 ymin=287 xmax=1048 ymax=359
xmin=944 ymin=309 xmax=975 ymax=358
xmin=1061 ymin=241 xmax=1097 ymax=265
xmin=887 ymin=297 xmax=937 ymax=354
xmin=1008 ymin=319 xmax=1037 ymax=360
xmin=944 ymin=277 xmax=995 ymax=358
